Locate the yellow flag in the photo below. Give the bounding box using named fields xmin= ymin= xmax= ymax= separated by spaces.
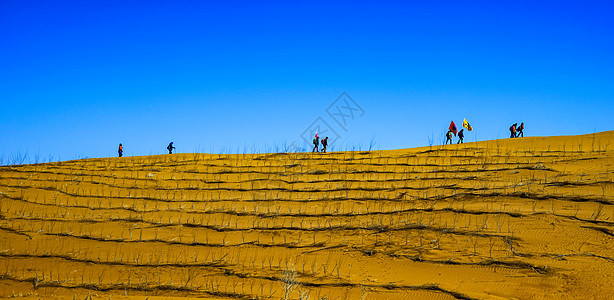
xmin=462 ymin=118 xmax=473 ymax=131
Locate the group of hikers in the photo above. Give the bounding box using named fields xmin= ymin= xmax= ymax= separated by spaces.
xmin=312 ymin=133 xmax=329 ymax=153
xmin=118 ymin=138 xmax=330 ymax=157
xmin=118 ymin=142 xmax=175 ymax=157
xmin=445 ymin=119 xmax=472 ymax=145
xmin=116 ymin=121 xmax=524 ymax=157
xmin=118 ymin=138 xmax=329 ymax=157
xmin=445 ymin=129 xmax=465 ymax=145
xmin=445 ymin=119 xmax=525 ymax=145
xmin=118 ymin=138 xmax=331 ymax=157
xmin=509 ymin=122 xmax=525 ymax=138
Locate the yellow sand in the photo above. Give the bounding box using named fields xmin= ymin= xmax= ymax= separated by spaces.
xmin=1 ymin=131 xmax=613 ymax=299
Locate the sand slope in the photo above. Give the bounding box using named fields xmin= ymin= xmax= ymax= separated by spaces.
xmin=1 ymin=131 xmax=613 ymax=299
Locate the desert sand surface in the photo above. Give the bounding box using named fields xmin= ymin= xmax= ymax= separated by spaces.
xmin=1 ymin=131 xmax=613 ymax=299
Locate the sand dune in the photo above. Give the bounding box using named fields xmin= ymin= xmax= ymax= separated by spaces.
xmin=1 ymin=131 xmax=613 ymax=299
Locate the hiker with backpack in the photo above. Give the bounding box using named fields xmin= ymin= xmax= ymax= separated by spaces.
xmin=516 ymin=122 xmax=524 ymax=137
xmin=457 ymin=129 xmax=464 ymax=144
xmin=509 ymin=123 xmax=517 ymax=138
xmin=118 ymin=143 xmax=123 ymax=157
xmin=445 ymin=130 xmax=453 ymax=145
xmin=167 ymin=142 xmax=175 ymax=154
xmin=312 ymin=134 xmax=319 ymax=152
xmin=321 ymin=137 xmax=329 ymax=153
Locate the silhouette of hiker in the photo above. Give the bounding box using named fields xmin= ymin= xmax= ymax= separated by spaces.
xmin=312 ymin=134 xmax=319 ymax=152
xmin=509 ymin=123 xmax=517 ymax=138
xmin=457 ymin=129 xmax=464 ymax=144
xmin=445 ymin=130 xmax=453 ymax=145
xmin=167 ymin=142 xmax=175 ymax=154
xmin=516 ymin=122 xmax=524 ymax=137
xmin=321 ymin=137 xmax=329 ymax=153
xmin=118 ymin=143 xmax=123 ymax=157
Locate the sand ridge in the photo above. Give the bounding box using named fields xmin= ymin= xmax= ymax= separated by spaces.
xmin=0 ymin=131 xmax=613 ymax=299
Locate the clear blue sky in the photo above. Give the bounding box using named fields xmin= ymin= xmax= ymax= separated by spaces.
xmin=1 ymin=1 xmax=613 ymax=163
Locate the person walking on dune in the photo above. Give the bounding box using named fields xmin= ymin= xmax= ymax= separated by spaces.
xmin=167 ymin=142 xmax=175 ymax=154
xmin=321 ymin=137 xmax=329 ymax=153
xmin=445 ymin=130 xmax=453 ymax=145
xmin=312 ymin=134 xmax=319 ymax=152
xmin=457 ymin=129 xmax=464 ymax=144
xmin=118 ymin=143 xmax=123 ymax=157
xmin=509 ymin=123 xmax=517 ymax=138
xmin=516 ymin=122 xmax=524 ymax=137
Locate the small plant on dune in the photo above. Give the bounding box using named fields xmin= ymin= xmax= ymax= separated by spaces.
xmin=280 ymin=266 xmax=298 ymax=300
xmin=298 ymin=288 xmax=311 ymax=300
xmin=591 ymin=203 xmax=604 ymax=221
xmin=472 ymin=236 xmax=479 ymax=255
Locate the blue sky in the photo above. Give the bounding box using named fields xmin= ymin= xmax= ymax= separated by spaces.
xmin=1 ymin=1 xmax=613 ymax=163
